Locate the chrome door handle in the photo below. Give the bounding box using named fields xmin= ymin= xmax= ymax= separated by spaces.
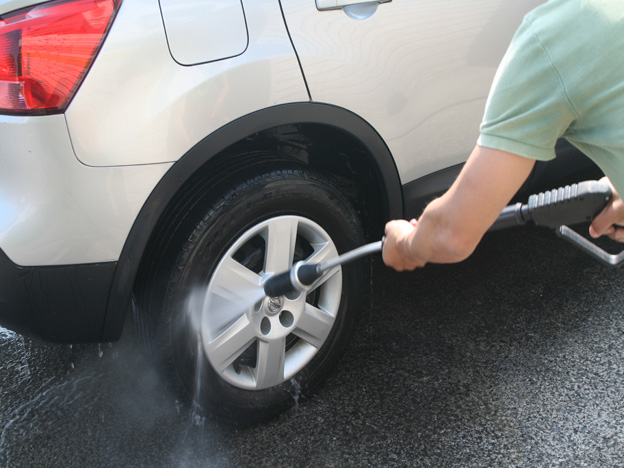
xmin=316 ymin=0 xmax=391 ymax=11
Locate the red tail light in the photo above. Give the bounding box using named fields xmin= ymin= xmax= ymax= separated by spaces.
xmin=0 ymin=0 xmax=120 ymax=115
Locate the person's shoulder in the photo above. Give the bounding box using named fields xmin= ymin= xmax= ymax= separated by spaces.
xmin=527 ymin=0 xmax=622 ymax=27
xmin=524 ymin=0 xmax=578 ymax=24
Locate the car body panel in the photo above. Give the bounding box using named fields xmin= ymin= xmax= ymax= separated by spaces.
xmin=281 ymin=0 xmax=543 ymax=183
xmin=0 ymin=114 xmax=171 ymax=266
xmin=159 ymin=0 xmax=249 ymax=65
xmin=65 ymin=0 xmax=308 ymax=167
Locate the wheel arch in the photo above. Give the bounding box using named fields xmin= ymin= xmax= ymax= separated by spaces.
xmin=101 ymin=102 xmax=402 ymax=341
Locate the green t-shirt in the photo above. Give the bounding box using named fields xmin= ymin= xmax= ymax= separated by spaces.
xmin=478 ymin=0 xmax=624 ymax=195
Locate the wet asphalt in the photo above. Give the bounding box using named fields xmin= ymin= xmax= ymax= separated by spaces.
xmin=1 ymin=224 xmax=623 ymax=468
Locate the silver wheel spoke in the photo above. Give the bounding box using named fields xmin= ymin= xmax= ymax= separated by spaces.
xmin=303 ymin=242 xmax=340 ymax=289
xmin=204 ymin=315 xmax=256 ymax=374
xmin=293 ymin=303 xmax=335 ymax=349
xmin=255 ymin=339 xmax=286 ymax=388
xmin=204 ymin=256 xmax=263 ymax=333
xmin=211 ymin=255 xmax=262 ymax=296
xmin=263 ymin=218 xmax=299 ymax=274
xmin=306 ymin=240 xmax=335 ymax=265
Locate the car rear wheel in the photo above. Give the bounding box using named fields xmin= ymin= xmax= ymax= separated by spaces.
xmin=135 ymin=168 xmax=366 ymax=423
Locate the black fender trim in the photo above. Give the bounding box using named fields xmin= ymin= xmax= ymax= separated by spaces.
xmin=0 ymin=248 xmax=116 ymax=343
xmin=101 ymin=102 xmax=403 ymax=341
xmin=403 ymin=164 xmax=464 ymax=220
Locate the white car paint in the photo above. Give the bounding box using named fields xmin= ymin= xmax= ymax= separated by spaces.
xmin=0 ymin=115 xmax=171 ymax=265
xmin=65 ymin=0 xmax=308 ymax=167
xmin=159 ymin=0 xmax=249 ymax=65
xmin=282 ymin=0 xmax=543 ymax=183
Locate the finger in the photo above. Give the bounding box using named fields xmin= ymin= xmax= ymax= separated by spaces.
xmin=609 ymin=227 xmax=624 ymax=243
xmin=590 ymin=201 xmax=621 ymax=237
xmin=590 ymin=223 xmax=612 ymax=239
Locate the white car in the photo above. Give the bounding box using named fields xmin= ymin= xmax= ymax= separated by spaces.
xmin=0 ymin=0 xmax=597 ymax=423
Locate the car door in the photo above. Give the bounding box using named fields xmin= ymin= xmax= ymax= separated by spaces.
xmin=280 ymin=0 xmax=543 ymax=185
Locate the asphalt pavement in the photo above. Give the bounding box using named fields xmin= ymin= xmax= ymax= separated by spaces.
xmin=1 ymin=224 xmax=623 ymax=467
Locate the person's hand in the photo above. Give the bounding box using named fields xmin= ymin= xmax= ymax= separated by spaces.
xmin=382 ymin=218 xmax=423 ymax=271
xmin=590 ymin=177 xmax=624 ymax=242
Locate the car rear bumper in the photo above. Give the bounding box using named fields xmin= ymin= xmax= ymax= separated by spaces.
xmin=0 ymin=114 xmax=167 ymax=342
xmin=0 ymin=248 xmax=117 ymax=342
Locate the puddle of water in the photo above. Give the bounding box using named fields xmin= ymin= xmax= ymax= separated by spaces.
xmin=0 ymin=373 xmax=100 ymax=467
xmin=0 ymin=327 xmax=31 ymax=387
xmin=0 ymin=327 xmax=16 ymax=340
xmin=0 ymin=324 xmax=231 ymax=468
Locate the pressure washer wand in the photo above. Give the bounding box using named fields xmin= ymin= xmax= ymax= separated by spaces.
xmin=263 ymin=179 xmax=614 ymax=297
xmin=263 ymin=240 xmax=383 ymax=297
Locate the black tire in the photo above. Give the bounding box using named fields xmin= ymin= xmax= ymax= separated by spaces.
xmin=135 ymin=168 xmax=367 ymax=424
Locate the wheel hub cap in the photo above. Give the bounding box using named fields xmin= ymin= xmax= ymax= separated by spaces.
xmin=266 ymin=296 xmax=283 ymax=315
xmin=199 ymin=215 xmax=342 ymax=390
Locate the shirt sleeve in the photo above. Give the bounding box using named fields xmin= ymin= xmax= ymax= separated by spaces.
xmin=478 ymin=17 xmax=578 ymax=161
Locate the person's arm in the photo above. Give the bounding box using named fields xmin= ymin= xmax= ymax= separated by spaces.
xmin=383 ymin=144 xmax=535 ymax=271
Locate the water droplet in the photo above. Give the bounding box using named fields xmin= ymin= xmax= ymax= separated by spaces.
xmin=193 ymin=414 xmax=205 ymax=427
xmin=290 ymin=378 xmax=302 ymax=410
